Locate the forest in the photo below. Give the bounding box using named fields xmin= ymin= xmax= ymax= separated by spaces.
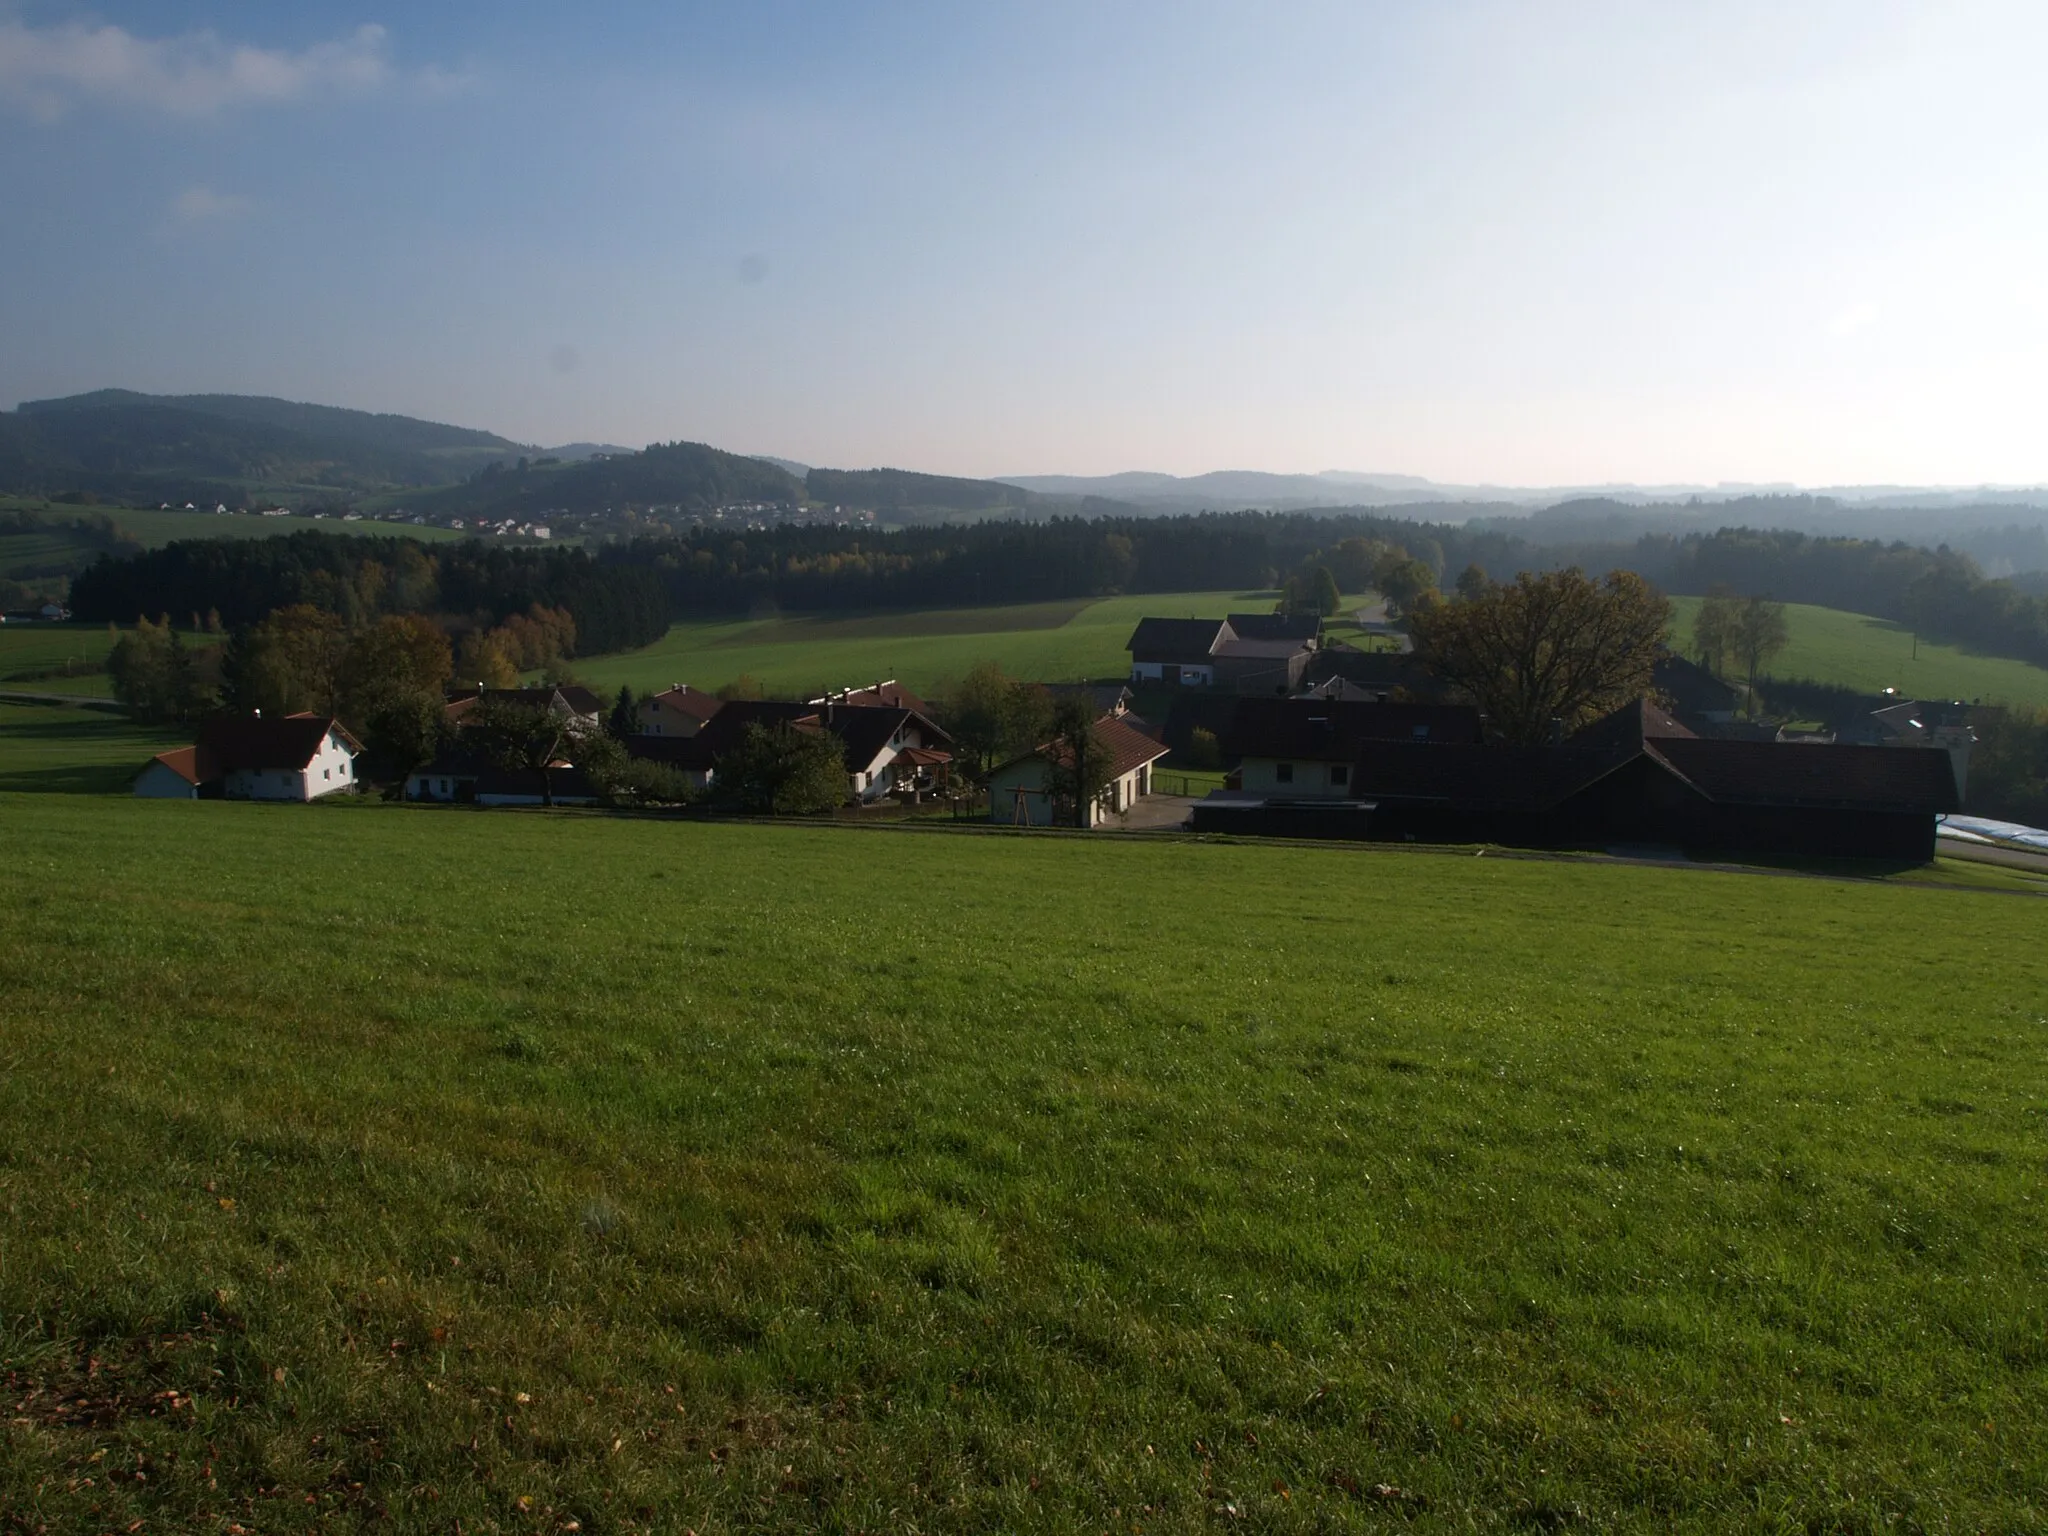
xmin=68 ymin=531 xmax=668 ymax=656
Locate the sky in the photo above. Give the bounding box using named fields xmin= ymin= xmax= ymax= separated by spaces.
xmin=1 ymin=0 xmax=2045 ymax=486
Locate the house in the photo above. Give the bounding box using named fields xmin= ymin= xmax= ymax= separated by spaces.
xmin=987 ymin=712 xmax=1172 ymax=828
xmin=1126 ymin=615 xmax=1318 ymax=693
xmin=641 ymin=698 xmax=956 ymax=803
xmin=812 ymin=678 xmax=932 ymax=715
xmin=1303 ymin=645 xmax=1441 ymax=701
xmin=445 ymin=685 xmax=605 ymax=732
xmin=135 ymin=712 xmax=361 ymax=801
xmin=1653 ymin=654 xmax=1740 ymax=725
xmin=1835 ymin=696 xmax=1977 ymax=799
xmin=636 ymin=683 xmax=724 ymax=737
xmin=1193 ymin=698 xmax=1959 ymax=861
xmin=1220 ymin=697 xmax=1483 ymax=798
xmin=1042 ymin=682 xmax=1139 ymax=720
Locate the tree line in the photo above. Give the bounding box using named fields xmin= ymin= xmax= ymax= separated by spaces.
xmin=70 ymin=530 xmax=668 ymax=655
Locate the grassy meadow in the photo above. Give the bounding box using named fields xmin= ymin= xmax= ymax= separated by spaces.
xmin=567 ymin=590 xmax=1285 ymax=698
xmin=0 ymin=623 xmax=124 ymax=697
xmin=1665 ymin=596 xmax=2048 ymax=708
xmin=1 ymin=793 xmax=2044 ymax=1533
xmin=0 ymin=498 xmax=463 ymax=572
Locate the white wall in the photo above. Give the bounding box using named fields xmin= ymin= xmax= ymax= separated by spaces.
xmin=133 ymin=763 xmax=198 ymax=799
xmin=1237 ymin=756 xmax=1353 ymax=798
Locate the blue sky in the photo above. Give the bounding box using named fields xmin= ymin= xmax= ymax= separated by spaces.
xmin=2 ymin=1 xmax=2045 ymax=484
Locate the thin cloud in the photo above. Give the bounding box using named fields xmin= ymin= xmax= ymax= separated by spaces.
xmin=1829 ymin=302 xmax=1879 ymax=338
xmin=171 ymin=186 xmax=252 ymax=224
xmin=0 ymin=18 xmax=449 ymax=120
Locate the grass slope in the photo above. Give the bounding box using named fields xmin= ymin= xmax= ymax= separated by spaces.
xmin=0 ymin=700 xmax=181 ymax=791
xmin=1 ymin=799 xmax=2043 ymax=1531
xmin=571 ymin=590 xmax=1282 ymax=697
xmin=1667 ymin=595 xmax=2048 ymax=708
xmin=0 ymin=624 xmax=122 ymax=697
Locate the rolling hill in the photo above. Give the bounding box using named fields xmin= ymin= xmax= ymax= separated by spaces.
xmin=0 ymin=389 xmax=531 ymax=504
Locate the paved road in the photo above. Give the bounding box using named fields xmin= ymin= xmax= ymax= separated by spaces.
xmin=1938 ymin=835 xmax=2048 ymax=876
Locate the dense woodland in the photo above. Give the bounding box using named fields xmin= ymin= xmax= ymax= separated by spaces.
xmin=70 ymin=531 xmax=667 ymax=656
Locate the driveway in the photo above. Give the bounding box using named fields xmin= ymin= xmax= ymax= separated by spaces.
xmin=1117 ymin=794 xmax=1197 ymax=832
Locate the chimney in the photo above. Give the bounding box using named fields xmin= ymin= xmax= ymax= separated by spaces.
xmin=252 ymin=707 xmax=262 ymax=719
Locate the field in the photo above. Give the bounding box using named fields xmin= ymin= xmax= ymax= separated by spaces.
xmin=1 ymin=791 xmax=2043 ymax=1533
xmin=1666 ymin=596 xmax=2048 ymax=708
xmin=0 ymin=700 xmax=183 ymax=792
xmin=0 ymin=623 xmax=126 ymax=697
xmin=569 ymin=591 xmax=1284 ymax=698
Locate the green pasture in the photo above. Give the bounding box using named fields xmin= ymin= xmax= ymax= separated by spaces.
xmin=0 ymin=621 xmax=121 ymax=696
xmin=1666 ymin=595 xmax=2048 ymax=708
xmin=1 ymin=799 xmax=2043 ymax=1532
xmin=570 ymin=589 xmax=1286 ymax=698
xmin=0 ymin=700 xmax=181 ymax=792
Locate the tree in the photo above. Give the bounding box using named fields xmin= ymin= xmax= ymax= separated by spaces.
xmin=1044 ymin=696 xmax=1113 ymax=828
xmin=942 ymin=661 xmax=1053 ymax=784
xmin=468 ymin=700 xmax=578 ymax=808
xmin=1376 ymin=557 xmax=1440 ymax=618
xmin=108 ymin=615 xmax=209 ymax=723
xmin=456 ymin=628 xmax=519 ymax=689
xmin=716 ymin=721 xmax=847 ymax=815
xmin=1184 ymin=726 xmax=1223 ymax=770
xmin=1693 ymin=586 xmax=1740 ymax=675
xmin=1455 ymin=563 xmax=1492 ymax=601
xmin=1732 ymin=595 xmax=1790 ymax=713
xmin=223 ymin=604 xmax=347 ymax=717
xmin=1280 ymin=564 xmax=1343 ymax=618
xmin=1409 ymin=567 xmax=1673 ymax=744
xmin=608 ymin=684 xmax=638 ymax=741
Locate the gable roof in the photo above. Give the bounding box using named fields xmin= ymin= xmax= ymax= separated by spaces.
xmin=143 ymin=745 xmax=207 ymax=786
xmin=999 ymin=712 xmax=1172 ymax=781
xmin=445 ymin=685 xmax=602 ymax=723
xmin=1223 ymin=697 xmax=1485 ymax=759
xmin=1225 ymin=612 xmax=1321 ymax=643
xmin=646 ymin=684 xmax=724 ymax=723
xmin=814 ymin=679 xmax=932 ymax=715
xmin=194 ymin=713 xmax=355 ymax=772
xmin=678 ymin=699 xmax=953 ymax=776
xmin=1567 ymin=697 xmax=1696 ymax=753
xmin=1126 ymin=617 xmax=1230 ymax=658
xmin=1648 ymin=737 xmax=1958 ymax=812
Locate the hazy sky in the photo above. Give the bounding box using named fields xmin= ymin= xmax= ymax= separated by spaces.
xmin=2 ymin=1 xmax=2044 ymax=485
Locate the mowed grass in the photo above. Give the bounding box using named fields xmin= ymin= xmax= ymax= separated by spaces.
xmin=0 ymin=623 xmax=123 ymax=697
xmin=0 ymin=700 xmax=182 ymax=792
xmin=1666 ymin=596 xmax=2048 ymax=707
xmin=1 ymin=798 xmax=2044 ymax=1532
xmin=0 ymin=499 xmax=463 ymax=568
xmin=571 ymin=590 xmax=1282 ymax=697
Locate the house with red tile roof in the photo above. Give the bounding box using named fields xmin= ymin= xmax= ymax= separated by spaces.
xmin=986 ymin=712 xmax=1171 ymax=828
xmin=134 ymin=712 xmax=361 ymax=801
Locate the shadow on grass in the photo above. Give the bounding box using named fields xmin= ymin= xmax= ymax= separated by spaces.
xmin=0 ymin=763 xmax=146 ymax=794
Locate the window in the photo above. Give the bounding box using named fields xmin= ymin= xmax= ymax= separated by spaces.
xmin=323 ymin=768 xmax=331 ymax=780
xmin=1412 ymin=725 xmax=1430 ymax=739
xmin=1275 ymin=762 xmax=1294 ymax=784
xmin=1330 ymin=765 xmax=1349 ymax=787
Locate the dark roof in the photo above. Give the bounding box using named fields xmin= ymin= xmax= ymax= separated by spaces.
xmin=1650 ymin=737 xmax=1958 ymax=812
xmin=1352 ymin=740 xmax=1628 ymax=810
xmin=1306 ymin=647 xmax=1438 ymax=694
xmin=1350 ymin=700 xmax=1959 ymax=816
xmin=1220 ymin=697 xmax=1483 ymax=759
xmin=557 ymin=685 xmax=607 ymax=717
xmin=1567 ymin=698 xmax=1696 ymax=753
xmin=446 ymin=685 xmax=602 ymax=721
xmin=194 ymin=713 xmax=352 ymax=772
xmin=1653 ymin=654 xmax=1740 ymax=714
xmin=475 ymin=765 xmax=599 ymax=801
xmin=647 ymin=685 xmax=723 ymax=723
xmin=1126 ymin=617 xmax=1228 ymax=658
xmin=1225 ymin=613 xmax=1321 ymax=643
xmin=625 ymin=735 xmax=719 ymax=770
xmin=809 ymin=703 xmax=953 ymax=771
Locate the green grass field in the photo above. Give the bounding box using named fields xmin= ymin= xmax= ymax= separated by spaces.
xmin=0 ymin=700 xmax=182 ymax=792
xmin=569 ymin=591 xmax=1284 ymax=698
xmin=0 ymin=623 xmax=124 ymax=697
xmin=1667 ymin=596 xmax=2048 ymax=708
xmin=0 ymin=797 xmax=2042 ymax=1532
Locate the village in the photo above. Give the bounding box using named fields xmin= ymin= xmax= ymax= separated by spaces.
xmin=130 ymin=601 xmax=1973 ymax=864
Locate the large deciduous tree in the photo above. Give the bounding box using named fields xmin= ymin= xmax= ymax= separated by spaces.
xmin=107 ymin=614 xmax=210 ymax=723
xmin=942 ymin=661 xmax=1053 ymax=785
xmin=716 ymin=722 xmax=847 ymax=815
xmin=222 ymin=604 xmax=348 ymax=718
xmin=1732 ymin=595 xmax=1789 ymax=713
xmin=1409 ymin=568 xmax=1671 ymax=744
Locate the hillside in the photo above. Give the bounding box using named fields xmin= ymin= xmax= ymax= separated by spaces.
xmin=0 ymin=795 xmax=2041 ymax=1528
xmin=400 ymin=439 xmax=806 ymax=519
xmin=0 ymin=390 xmax=528 ymax=503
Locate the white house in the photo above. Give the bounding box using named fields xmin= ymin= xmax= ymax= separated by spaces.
xmin=134 ymin=713 xmax=361 ymax=801
xmin=987 ymin=712 xmax=1170 ymax=828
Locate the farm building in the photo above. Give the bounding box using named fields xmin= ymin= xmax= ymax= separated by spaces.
xmin=134 ymin=713 xmax=361 ymax=801
xmin=1220 ymin=697 xmax=1483 ymax=799
xmin=1193 ymin=698 xmax=1960 ymax=861
xmin=988 ymin=712 xmax=1171 ymax=828
xmin=1126 ymin=614 xmax=1318 ymax=693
